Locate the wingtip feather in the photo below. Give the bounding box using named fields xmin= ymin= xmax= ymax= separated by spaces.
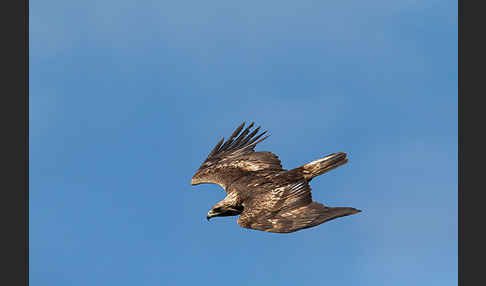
xmin=206 ymin=122 xmax=269 ymax=157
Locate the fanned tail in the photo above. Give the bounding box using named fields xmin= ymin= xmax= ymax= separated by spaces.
xmin=296 ymin=152 xmax=348 ymax=181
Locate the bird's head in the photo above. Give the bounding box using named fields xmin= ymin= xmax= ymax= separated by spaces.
xmin=206 ymin=201 xmax=243 ymax=221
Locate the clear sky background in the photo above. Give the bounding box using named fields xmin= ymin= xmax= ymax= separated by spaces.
xmin=30 ymin=1 xmax=457 ymax=285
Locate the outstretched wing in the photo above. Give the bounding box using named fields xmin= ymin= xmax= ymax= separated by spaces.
xmin=238 ymin=181 xmax=360 ymax=233
xmin=191 ymin=122 xmax=283 ymax=189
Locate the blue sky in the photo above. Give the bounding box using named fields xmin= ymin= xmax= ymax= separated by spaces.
xmin=30 ymin=1 xmax=457 ymax=285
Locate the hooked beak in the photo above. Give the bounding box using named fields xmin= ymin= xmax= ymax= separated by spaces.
xmin=206 ymin=209 xmax=216 ymax=221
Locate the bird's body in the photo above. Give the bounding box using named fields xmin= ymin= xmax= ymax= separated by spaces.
xmin=191 ymin=122 xmax=360 ymax=233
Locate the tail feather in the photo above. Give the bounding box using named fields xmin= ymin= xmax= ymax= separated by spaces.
xmin=298 ymin=152 xmax=348 ymax=181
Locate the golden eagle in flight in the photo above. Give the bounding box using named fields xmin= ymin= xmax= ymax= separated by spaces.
xmin=190 ymin=122 xmax=360 ymax=233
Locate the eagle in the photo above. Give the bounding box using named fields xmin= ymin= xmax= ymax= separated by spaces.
xmin=190 ymin=122 xmax=360 ymax=233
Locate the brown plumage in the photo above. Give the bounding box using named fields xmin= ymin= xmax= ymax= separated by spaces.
xmin=190 ymin=122 xmax=361 ymax=233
